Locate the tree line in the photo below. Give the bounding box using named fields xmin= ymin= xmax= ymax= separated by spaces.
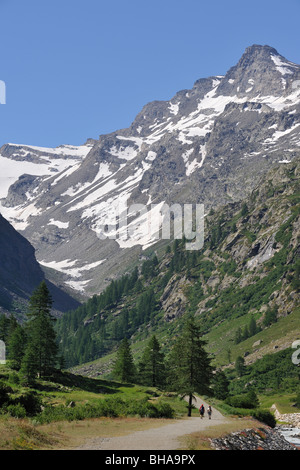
xmin=112 ymin=316 xmax=218 ymax=417
xmin=0 ymin=280 xmax=228 ymax=417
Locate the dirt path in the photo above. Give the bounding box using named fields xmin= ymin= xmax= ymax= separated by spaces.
xmin=76 ymin=397 xmax=229 ymax=450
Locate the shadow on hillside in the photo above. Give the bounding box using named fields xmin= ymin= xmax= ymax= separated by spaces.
xmin=39 ymin=370 xmax=135 ymax=395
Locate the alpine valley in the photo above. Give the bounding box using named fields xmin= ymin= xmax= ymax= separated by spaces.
xmin=0 ymin=44 xmax=299 ymax=377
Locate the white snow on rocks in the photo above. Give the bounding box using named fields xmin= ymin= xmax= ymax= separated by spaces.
xmin=169 ymin=102 xmax=179 ymax=115
xmin=270 ymin=54 xmax=297 ymax=76
xmin=48 ymin=219 xmax=69 ymax=229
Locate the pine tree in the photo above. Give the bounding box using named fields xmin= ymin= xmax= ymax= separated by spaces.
xmin=7 ymin=323 xmax=27 ymax=370
xmin=20 ymin=341 xmax=38 ymax=384
xmin=113 ymin=338 xmax=136 ymax=383
xmin=235 ymin=356 xmax=245 ymax=377
xmin=21 ymin=281 xmax=58 ymax=379
xmin=249 ymin=316 xmax=257 ymax=337
xmin=212 ymin=371 xmax=229 ymax=400
xmin=138 ymin=335 xmax=165 ymax=387
xmin=168 ymin=317 xmax=213 ymax=416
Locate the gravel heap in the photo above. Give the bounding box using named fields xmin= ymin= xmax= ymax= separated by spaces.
xmin=211 ymin=427 xmax=298 ymax=451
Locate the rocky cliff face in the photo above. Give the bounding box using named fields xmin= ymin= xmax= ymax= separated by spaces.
xmin=1 ymin=44 xmax=300 ymax=299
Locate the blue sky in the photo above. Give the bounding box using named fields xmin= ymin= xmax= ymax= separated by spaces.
xmin=0 ymin=0 xmax=300 ymax=148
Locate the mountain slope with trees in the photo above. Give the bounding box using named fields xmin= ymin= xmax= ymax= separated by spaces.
xmin=56 ymin=157 xmax=299 ymax=396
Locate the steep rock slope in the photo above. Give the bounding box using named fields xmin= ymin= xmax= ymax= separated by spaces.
xmin=0 ymin=214 xmax=80 ymax=319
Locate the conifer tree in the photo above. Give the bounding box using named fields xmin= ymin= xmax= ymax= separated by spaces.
xmin=235 ymin=355 xmax=246 ymax=377
xmin=7 ymin=323 xmax=26 ymax=370
xmin=212 ymin=370 xmax=229 ymax=400
xmin=138 ymin=335 xmax=165 ymax=387
xmin=168 ymin=317 xmax=213 ymax=416
xmin=113 ymin=337 xmax=136 ymax=383
xmin=21 ymin=281 xmax=58 ymax=379
xmin=20 ymin=342 xmax=38 ymax=384
xmin=249 ymin=316 xmax=257 ymax=337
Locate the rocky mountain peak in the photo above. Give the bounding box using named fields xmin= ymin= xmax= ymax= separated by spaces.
xmin=217 ymin=44 xmax=300 ymax=98
xmin=1 ymin=44 xmax=300 ymax=299
xmin=239 ymin=44 xmax=280 ymax=64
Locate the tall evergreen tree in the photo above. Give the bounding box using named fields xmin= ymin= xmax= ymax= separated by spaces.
xmin=21 ymin=281 xmax=58 ymax=379
xmin=138 ymin=335 xmax=165 ymax=387
xmin=249 ymin=316 xmax=257 ymax=337
xmin=20 ymin=342 xmax=38 ymax=384
xmin=235 ymin=355 xmax=246 ymax=377
xmin=113 ymin=338 xmax=136 ymax=383
xmin=212 ymin=370 xmax=229 ymax=400
xmin=7 ymin=323 xmax=27 ymax=371
xmin=168 ymin=317 xmax=213 ymax=416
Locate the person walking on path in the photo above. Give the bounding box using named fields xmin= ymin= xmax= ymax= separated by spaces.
xmin=199 ymin=404 xmax=205 ymax=419
xmin=207 ymin=405 xmax=212 ymax=420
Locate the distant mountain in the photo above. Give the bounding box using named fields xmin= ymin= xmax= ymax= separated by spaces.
xmin=1 ymin=44 xmax=300 ymax=299
xmin=0 ymin=213 xmax=80 ymax=319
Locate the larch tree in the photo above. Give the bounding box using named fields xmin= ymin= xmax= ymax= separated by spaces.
xmin=168 ymin=317 xmax=213 ymax=416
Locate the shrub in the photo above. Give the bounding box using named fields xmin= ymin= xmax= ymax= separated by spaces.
xmin=225 ymin=391 xmax=259 ymax=409
xmin=9 ymin=372 xmax=20 ymax=385
xmin=0 ymin=382 xmax=10 ymax=406
xmin=125 ymin=398 xmax=159 ymax=418
xmin=252 ymin=409 xmax=276 ymax=428
xmin=156 ymin=402 xmax=175 ymax=418
xmin=35 ymin=397 xmax=175 ymax=424
xmin=17 ymin=391 xmax=42 ymax=416
xmin=6 ymin=403 xmax=27 ymax=419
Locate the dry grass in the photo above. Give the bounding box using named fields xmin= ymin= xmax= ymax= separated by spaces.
xmin=0 ymin=417 xmax=61 ymax=450
xmin=0 ymin=416 xmax=173 ymax=450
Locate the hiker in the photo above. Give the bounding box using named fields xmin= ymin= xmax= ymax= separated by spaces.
xmin=199 ymin=404 xmax=205 ymax=419
xmin=207 ymin=405 xmax=212 ymax=419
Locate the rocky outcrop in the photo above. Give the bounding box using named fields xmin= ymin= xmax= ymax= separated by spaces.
xmin=161 ymin=274 xmax=190 ymax=321
xmin=211 ymin=427 xmax=298 ymax=450
xmin=0 ymin=214 xmax=80 ymax=319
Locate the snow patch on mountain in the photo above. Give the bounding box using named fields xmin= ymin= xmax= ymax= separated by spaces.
xmin=1 ymin=45 xmax=300 ymax=295
xmin=48 ymin=219 xmax=69 ymax=229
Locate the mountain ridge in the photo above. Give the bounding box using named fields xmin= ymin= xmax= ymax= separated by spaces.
xmin=1 ymin=44 xmax=300 ymax=299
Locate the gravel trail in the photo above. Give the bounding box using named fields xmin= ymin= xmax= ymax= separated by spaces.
xmin=76 ymin=397 xmax=228 ymax=450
